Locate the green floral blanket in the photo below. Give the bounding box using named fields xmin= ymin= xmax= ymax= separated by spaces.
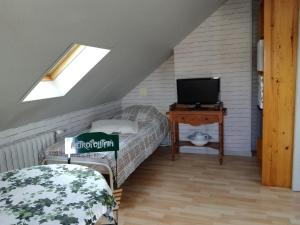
xmin=0 ymin=164 xmax=116 ymax=225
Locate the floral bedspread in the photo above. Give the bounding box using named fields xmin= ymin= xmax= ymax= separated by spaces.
xmin=0 ymin=164 xmax=116 ymax=225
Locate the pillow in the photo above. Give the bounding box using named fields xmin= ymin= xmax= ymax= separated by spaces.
xmin=113 ymin=105 xmax=163 ymax=122
xmin=89 ymin=119 xmax=138 ymax=134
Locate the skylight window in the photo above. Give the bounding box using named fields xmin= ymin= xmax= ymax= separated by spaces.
xmin=22 ymin=44 xmax=110 ymax=102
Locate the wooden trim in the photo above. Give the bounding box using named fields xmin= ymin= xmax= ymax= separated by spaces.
xmin=259 ymin=0 xmax=264 ymax=39
xmin=262 ymin=0 xmax=299 ymax=187
xmin=42 ymin=44 xmax=84 ymax=81
xmin=256 ymin=138 xmax=262 ymax=168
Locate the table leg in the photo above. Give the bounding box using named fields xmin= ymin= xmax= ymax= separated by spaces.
xmin=170 ymin=122 xmax=176 ymax=161
xmin=175 ymin=123 xmax=179 ymax=154
xmin=219 ymin=121 xmax=224 ymax=165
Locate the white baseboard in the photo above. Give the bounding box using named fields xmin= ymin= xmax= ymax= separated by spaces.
xmin=225 ymin=150 xmax=252 ymax=157
xmin=179 ymin=146 xmax=252 ymax=157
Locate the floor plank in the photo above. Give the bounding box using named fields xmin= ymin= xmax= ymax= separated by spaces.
xmin=119 ymin=148 xmax=300 ymax=225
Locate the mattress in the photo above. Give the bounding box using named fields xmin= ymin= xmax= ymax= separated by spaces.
xmin=45 ymin=106 xmax=168 ymax=187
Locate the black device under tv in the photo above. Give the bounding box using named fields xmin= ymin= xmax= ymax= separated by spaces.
xmin=176 ymin=77 xmax=220 ymax=109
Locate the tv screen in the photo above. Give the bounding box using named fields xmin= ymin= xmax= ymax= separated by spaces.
xmin=177 ymin=78 xmax=220 ymax=105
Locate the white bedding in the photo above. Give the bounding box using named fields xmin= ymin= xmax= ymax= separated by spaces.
xmin=90 ymin=119 xmax=138 ymax=134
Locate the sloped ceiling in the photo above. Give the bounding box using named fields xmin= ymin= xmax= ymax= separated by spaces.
xmin=0 ymin=0 xmax=225 ymax=130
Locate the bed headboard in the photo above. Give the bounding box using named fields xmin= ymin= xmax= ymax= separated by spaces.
xmin=0 ymin=132 xmax=55 ymax=173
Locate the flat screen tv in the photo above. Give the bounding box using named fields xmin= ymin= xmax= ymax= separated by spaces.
xmin=177 ymin=77 xmax=220 ymax=105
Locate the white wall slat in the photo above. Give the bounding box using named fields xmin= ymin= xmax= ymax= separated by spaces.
xmin=122 ymin=0 xmax=253 ymax=156
xmin=0 ymin=100 xmax=121 ymax=147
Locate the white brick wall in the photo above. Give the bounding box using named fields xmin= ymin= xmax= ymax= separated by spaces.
xmin=122 ymin=56 xmax=176 ymax=114
xmin=122 ymin=0 xmax=253 ymax=156
xmin=176 ymin=0 xmax=252 ymax=156
xmin=0 ymin=100 xmax=121 ymax=146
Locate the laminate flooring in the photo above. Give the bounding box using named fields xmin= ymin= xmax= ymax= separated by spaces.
xmin=118 ymin=148 xmax=300 ymax=225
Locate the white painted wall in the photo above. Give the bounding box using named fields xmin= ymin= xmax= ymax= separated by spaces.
xmin=292 ymin=6 xmax=300 ymax=192
xmin=0 ymin=100 xmax=121 ymax=147
xmin=0 ymin=0 xmax=227 ymax=131
xmin=122 ymin=0 xmax=253 ymax=156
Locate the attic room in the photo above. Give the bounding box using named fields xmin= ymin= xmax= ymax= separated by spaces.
xmin=0 ymin=0 xmax=300 ymax=224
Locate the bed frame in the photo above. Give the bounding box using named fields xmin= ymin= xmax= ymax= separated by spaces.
xmin=45 ymin=158 xmax=115 ymax=190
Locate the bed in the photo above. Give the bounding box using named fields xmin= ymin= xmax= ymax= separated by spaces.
xmin=44 ymin=105 xmax=169 ymax=187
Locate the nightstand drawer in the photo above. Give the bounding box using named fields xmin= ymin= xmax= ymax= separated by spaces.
xmin=174 ymin=114 xmax=219 ymax=125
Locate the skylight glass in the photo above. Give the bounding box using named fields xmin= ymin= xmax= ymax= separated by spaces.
xmin=22 ymin=44 xmax=110 ymax=102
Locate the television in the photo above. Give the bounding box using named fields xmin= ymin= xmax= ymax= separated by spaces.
xmin=177 ymin=77 xmax=220 ymax=105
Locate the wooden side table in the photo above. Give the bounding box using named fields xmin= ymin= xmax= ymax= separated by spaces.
xmin=167 ymin=103 xmax=227 ymax=164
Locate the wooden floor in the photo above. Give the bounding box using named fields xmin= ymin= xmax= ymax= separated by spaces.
xmin=119 ymin=148 xmax=300 ymax=225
